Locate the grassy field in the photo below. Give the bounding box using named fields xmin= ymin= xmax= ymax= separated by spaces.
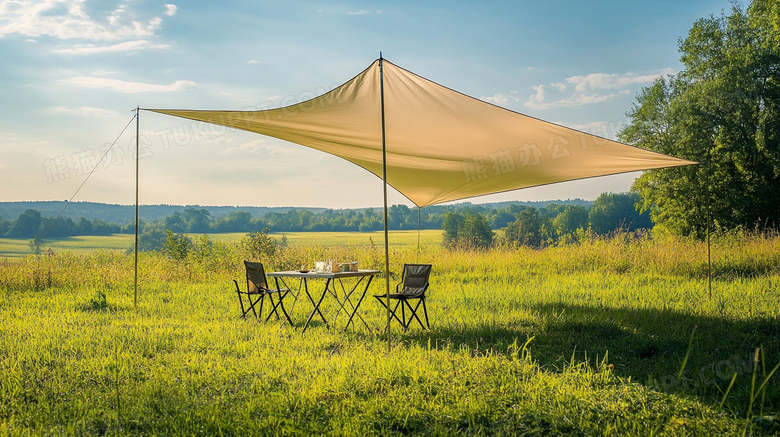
xmin=0 ymin=230 xmax=443 ymax=259
xmin=212 ymin=229 xmax=443 ymax=248
xmin=1 ymin=231 xmax=779 ymax=435
xmin=0 ymin=234 xmax=135 ymax=259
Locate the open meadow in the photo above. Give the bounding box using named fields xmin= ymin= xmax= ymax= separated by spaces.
xmin=0 ymin=235 xmax=136 ymax=259
xmin=1 ymin=230 xmax=780 ymax=435
xmin=0 ymin=230 xmax=443 ymax=260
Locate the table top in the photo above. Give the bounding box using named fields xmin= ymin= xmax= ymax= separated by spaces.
xmin=267 ymin=269 xmax=381 ymax=279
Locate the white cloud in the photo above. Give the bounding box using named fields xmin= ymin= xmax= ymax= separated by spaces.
xmin=480 ymin=93 xmax=520 ymax=106
xmin=52 ymin=40 xmax=170 ymax=54
xmin=92 ymin=69 xmax=119 ymax=75
xmin=0 ymin=0 xmax=165 ymax=41
xmin=526 ymin=85 xmax=546 ymax=108
xmin=481 ymin=93 xmax=508 ymax=105
xmin=348 ymin=10 xmax=371 ymax=15
xmin=566 ymin=68 xmax=674 ymax=92
xmin=46 ymin=106 xmax=118 ymax=117
xmin=525 ymin=68 xmax=673 ymax=110
xmin=247 ymin=59 xmax=260 ymax=64
xmin=164 ymin=4 xmax=177 ymax=16
xmin=59 ymin=77 xmax=196 ymax=93
xmin=25 ymin=38 xmax=36 ymax=42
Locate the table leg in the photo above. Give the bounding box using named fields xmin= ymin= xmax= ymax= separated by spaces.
xmin=276 ymin=276 xmax=299 ymax=318
xmin=302 ymin=278 xmax=331 ymax=333
xmin=303 ymin=277 xmax=327 ymax=324
xmin=344 ymin=275 xmax=374 ymax=331
xmin=329 ymin=277 xmax=356 ymax=328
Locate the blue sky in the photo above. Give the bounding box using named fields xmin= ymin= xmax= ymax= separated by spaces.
xmin=0 ymin=0 xmax=729 ymax=208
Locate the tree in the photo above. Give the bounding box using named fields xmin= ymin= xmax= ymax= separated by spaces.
xmin=388 ymin=204 xmax=411 ymax=229
xmin=76 ymin=217 xmax=92 ymax=234
xmin=164 ymin=212 xmax=188 ymax=233
xmin=489 ymin=209 xmax=518 ymax=229
xmin=553 ymin=205 xmax=590 ymax=236
xmin=442 ymin=211 xmax=465 ymax=249
xmin=441 ymin=211 xmax=493 ymax=249
xmin=620 ymin=4 xmax=780 ymax=237
xmin=183 ymin=207 xmax=212 ymax=233
xmin=460 ymin=214 xmax=494 ymax=249
xmin=502 ymin=207 xmax=556 ymax=248
xmin=7 ymin=209 xmax=42 ymax=238
xmin=588 ymin=193 xmax=652 ymax=234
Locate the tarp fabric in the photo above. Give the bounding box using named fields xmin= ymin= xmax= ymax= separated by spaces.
xmin=148 ymin=59 xmax=695 ymax=207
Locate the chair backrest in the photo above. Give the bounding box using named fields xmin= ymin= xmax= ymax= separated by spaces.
xmin=244 ymin=260 xmax=269 ymax=292
xmin=401 ymin=264 xmax=432 ymax=297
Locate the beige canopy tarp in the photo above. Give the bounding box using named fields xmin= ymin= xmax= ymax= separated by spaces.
xmin=148 ymin=59 xmax=695 ymax=207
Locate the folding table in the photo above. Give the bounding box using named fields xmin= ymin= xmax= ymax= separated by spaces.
xmin=266 ymin=269 xmax=380 ymax=333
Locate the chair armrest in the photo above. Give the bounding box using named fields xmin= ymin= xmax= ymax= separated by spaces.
xmin=395 ymin=282 xmax=404 ymax=293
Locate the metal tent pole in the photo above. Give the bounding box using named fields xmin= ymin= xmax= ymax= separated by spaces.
xmin=380 ymin=54 xmax=391 ymax=352
xmin=706 ymin=163 xmax=712 ymax=300
xmin=134 ymin=106 xmax=140 ymax=314
xmin=417 ymin=206 xmax=421 ymax=263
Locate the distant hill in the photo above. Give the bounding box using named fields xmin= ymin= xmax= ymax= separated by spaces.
xmin=0 ymin=201 xmax=326 ymax=223
xmin=0 ymin=199 xmax=593 ymax=222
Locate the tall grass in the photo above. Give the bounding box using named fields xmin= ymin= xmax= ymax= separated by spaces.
xmin=1 ymin=231 xmax=779 ymax=435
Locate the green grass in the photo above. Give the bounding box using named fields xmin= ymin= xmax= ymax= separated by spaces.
xmin=0 ymin=231 xmax=442 ymax=259
xmin=202 ymin=229 xmax=443 ymax=248
xmin=1 ymin=232 xmax=779 ymax=435
xmin=0 ymin=234 xmax=134 ymax=259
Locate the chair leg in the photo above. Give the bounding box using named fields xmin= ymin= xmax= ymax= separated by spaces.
xmin=421 ymin=297 xmax=429 ymax=329
xmin=263 ymin=293 xmax=276 ymax=322
xmin=374 ymin=296 xmax=405 ymax=328
xmin=277 ymin=291 xmax=294 ymax=326
xmin=400 ymin=299 xmax=407 ymax=332
xmin=266 ymin=291 xmax=294 ymax=326
xmin=237 ymin=294 xmax=248 ymax=319
xmin=235 ymin=280 xmax=259 ymax=319
xmin=405 ymin=298 xmax=428 ymax=330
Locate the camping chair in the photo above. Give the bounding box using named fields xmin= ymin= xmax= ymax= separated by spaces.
xmin=374 ymin=263 xmax=432 ymax=331
xmin=233 ymin=261 xmax=293 ymax=325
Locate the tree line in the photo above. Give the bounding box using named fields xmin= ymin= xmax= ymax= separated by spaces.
xmin=442 ymin=192 xmax=652 ymax=249
xmin=1 ymin=195 xmax=651 ymax=244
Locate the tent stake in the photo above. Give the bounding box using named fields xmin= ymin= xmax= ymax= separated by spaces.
xmin=134 ymin=106 xmax=139 ymax=314
xmin=380 ymin=53 xmax=391 ymax=352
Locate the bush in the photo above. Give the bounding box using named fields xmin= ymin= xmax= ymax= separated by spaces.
xmin=164 ymin=230 xmax=192 ymax=261
xmin=242 ymin=229 xmax=277 ymax=260
xmin=138 ymin=227 xmax=167 ymax=252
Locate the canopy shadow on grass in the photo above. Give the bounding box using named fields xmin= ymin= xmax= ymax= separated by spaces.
xmin=400 ymin=302 xmax=780 ymax=410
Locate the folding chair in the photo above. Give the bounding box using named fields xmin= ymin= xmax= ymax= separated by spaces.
xmin=233 ymin=260 xmax=293 ymax=325
xmin=374 ymin=263 xmax=431 ymax=331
